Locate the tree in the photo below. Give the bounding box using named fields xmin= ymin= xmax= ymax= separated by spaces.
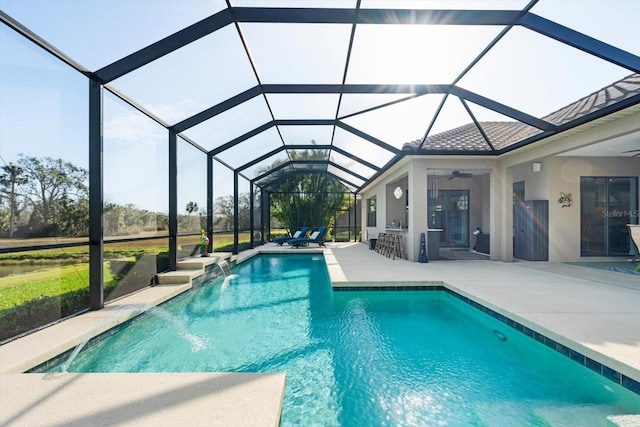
xmin=57 ymin=193 xmax=89 ymax=236
xmin=263 ymin=148 xmax=350 ymax=235
xmin=184 ymin=201 xmax=200 ymax=232
xmin=213 ymin=193 xmax=252 ymax=231
xmin=104 ymin=202 xmax=161 ymax=236
xmin=185 ymin=201 xmax=199 ymax=216
xmin=213 ymin=195 xmax=233 ymax=231
xmin=16 ymin=155 xmax=88 ymax=236
xmin=0 ymin=163 xmax=27 ymax=237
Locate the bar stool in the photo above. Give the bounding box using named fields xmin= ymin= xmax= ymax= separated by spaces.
xmin=395 ymin=235 xmax=407 ymax=260
xmin=384 ymin=234 xmax=393 ymax=258
xmin=387 ymin=234 xmax=397 ymax=259
xmin=381 ymin=234 xmax=391 ymax=257
xmin=375 ymin=233 xmax=386 ymax=255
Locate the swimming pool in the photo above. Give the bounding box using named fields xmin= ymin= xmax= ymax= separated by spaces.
xmin=47 ymin=254 xmax=640 ymax=425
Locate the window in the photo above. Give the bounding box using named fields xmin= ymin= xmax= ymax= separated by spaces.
xmin=367 ymin=196 xmax=377 ymax=227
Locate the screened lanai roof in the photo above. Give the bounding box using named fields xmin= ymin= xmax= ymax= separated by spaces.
xmin=403 ymin=73 xmax=640 ymax=152
xmin=2 ymin=0 xmax=639 ymax=192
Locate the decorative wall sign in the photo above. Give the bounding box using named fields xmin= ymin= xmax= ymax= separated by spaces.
xmin=558 ymin=192 xmax=572 ymax=208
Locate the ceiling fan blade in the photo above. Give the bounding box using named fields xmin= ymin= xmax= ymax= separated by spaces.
xmin=448 ymin=170 xmax=473 ymax=179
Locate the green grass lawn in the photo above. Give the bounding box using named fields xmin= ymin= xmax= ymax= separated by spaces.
xmin=0 ymin=232 xmax=255 ymax=313
xmin=0 ymin=232 xmax=259 ymax=340
xmin=0 ymin=263 xmax=120 ymax=312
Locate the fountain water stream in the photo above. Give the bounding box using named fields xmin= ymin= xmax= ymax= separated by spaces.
xmin=61 ymin=303 xmax=209 ymax=372
xmin=61 ymin=303 xmax=147 ymax=372
xmin=216 ymin=260 xmax=238 ymax=290
xmin=61 ymin=260 xmax=236 ymax=372
xmin=147 ymin=306 xmax=209 ymax=352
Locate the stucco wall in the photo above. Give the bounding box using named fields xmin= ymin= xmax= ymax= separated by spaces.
xmin=512 ymin=161 xmax=550 ymax=201
xmin=546 ymin=156 xmax=640 ymax=261
xmin=510 ymin=156 xmax=639 ymax=261
xmin=361 ymin=162 xmax=411 ymax=244
xmin=359 ymin=109 xmax=639 ymax=263
xmin=386 ymin=175 xmax=408 ymax=228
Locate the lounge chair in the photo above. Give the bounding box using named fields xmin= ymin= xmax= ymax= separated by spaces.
xmin=628 ymin=224 xmax=640 ymax=261
xmin=273 ymin=227 xmax=309 ymax=246
xmin=289 ymin=227 xmax=327 ymax=248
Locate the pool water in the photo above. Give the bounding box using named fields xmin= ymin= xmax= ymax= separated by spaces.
xmin=54 ymin=254 xmax=640 ymax=426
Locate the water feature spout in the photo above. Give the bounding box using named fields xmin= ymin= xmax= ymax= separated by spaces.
xmin=217 ymin=260 xmax=231 ymax=277
xmin=215 ymin=260 xmax=238 ymax=291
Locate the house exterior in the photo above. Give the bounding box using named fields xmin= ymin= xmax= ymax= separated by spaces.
xmin=361 ymin=74 xmax=640 ymax=262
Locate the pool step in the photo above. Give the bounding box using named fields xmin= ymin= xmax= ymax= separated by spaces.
xmin=155 ymin=269 xmax=203 ymax=285
xmin=156 ymin=253 xmax=233 ymax=285
xmin=176 ymin=253 xmax=232 ymax=271
xmin=533 ymin=403 xmax=626 ymax=427
xmin=474 ymin=401 xmax=547 ymax=426
xmin=607 ymin=414 xmax=640 ymax=427
xmin=475 ymin=402 xmax=625 ymax=426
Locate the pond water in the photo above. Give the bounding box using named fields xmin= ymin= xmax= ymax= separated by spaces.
xmin=0 ymin=262 xmax=77 ymax=278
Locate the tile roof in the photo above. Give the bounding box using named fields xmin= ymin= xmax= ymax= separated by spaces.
xmin=403 ymin=73 xmax=640 ymax=152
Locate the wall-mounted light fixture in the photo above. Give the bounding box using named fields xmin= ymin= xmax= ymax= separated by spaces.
xmin=532 ymin=162 xmax=542 ymax=173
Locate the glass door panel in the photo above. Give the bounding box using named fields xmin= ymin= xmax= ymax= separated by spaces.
xmin=580 ymin=178 xmax=606 ymax=256
xmin=608 ymin=178 xmax=637 ymax=256
xmin=581 ymin=177 xmax=638 ymax=256
xmin=428 ymin=190 xmax=469 ymax=247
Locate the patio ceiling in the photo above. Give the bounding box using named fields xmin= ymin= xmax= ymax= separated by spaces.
xmin=2 ymin=0 xmax=639 ymax=192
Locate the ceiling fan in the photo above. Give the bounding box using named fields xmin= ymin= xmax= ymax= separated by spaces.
xmin=448 ymin=170 xmax=473 ymax=180
xmin=622 ymin=149 xmax=640 ymax=157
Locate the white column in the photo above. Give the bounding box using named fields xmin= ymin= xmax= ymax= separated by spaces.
xmin=408 ymin=161 xmax=428 ymax=261
xmin=490 ymin=165 xmax=513 ymax=261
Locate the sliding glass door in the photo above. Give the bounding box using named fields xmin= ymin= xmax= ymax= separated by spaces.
xmin=580 ymin=177 xmax=638 ymax=256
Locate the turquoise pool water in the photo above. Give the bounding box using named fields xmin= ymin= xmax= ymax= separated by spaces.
xmin=53 ymin=254 xmax=640 ymax=425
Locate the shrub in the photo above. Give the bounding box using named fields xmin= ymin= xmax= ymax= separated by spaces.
xmin=214 ymin=242 xmax=252 ymax=253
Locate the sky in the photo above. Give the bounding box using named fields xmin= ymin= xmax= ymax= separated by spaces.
xmin=1 ymin=0 xmax=639 ymax=212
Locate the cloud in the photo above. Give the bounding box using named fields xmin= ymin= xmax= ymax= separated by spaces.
xmin=104 ymin=100 xmax=209 ymax=145
xmin=104 ymin=111 xmax=166 ymax=145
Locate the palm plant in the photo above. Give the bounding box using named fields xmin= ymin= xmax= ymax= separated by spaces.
xmin=0 ymin=163 xmax=28 ymax=237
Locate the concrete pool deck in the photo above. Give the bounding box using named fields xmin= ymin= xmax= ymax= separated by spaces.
xmin=1 ymin=242 xmax=639 ymax=425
